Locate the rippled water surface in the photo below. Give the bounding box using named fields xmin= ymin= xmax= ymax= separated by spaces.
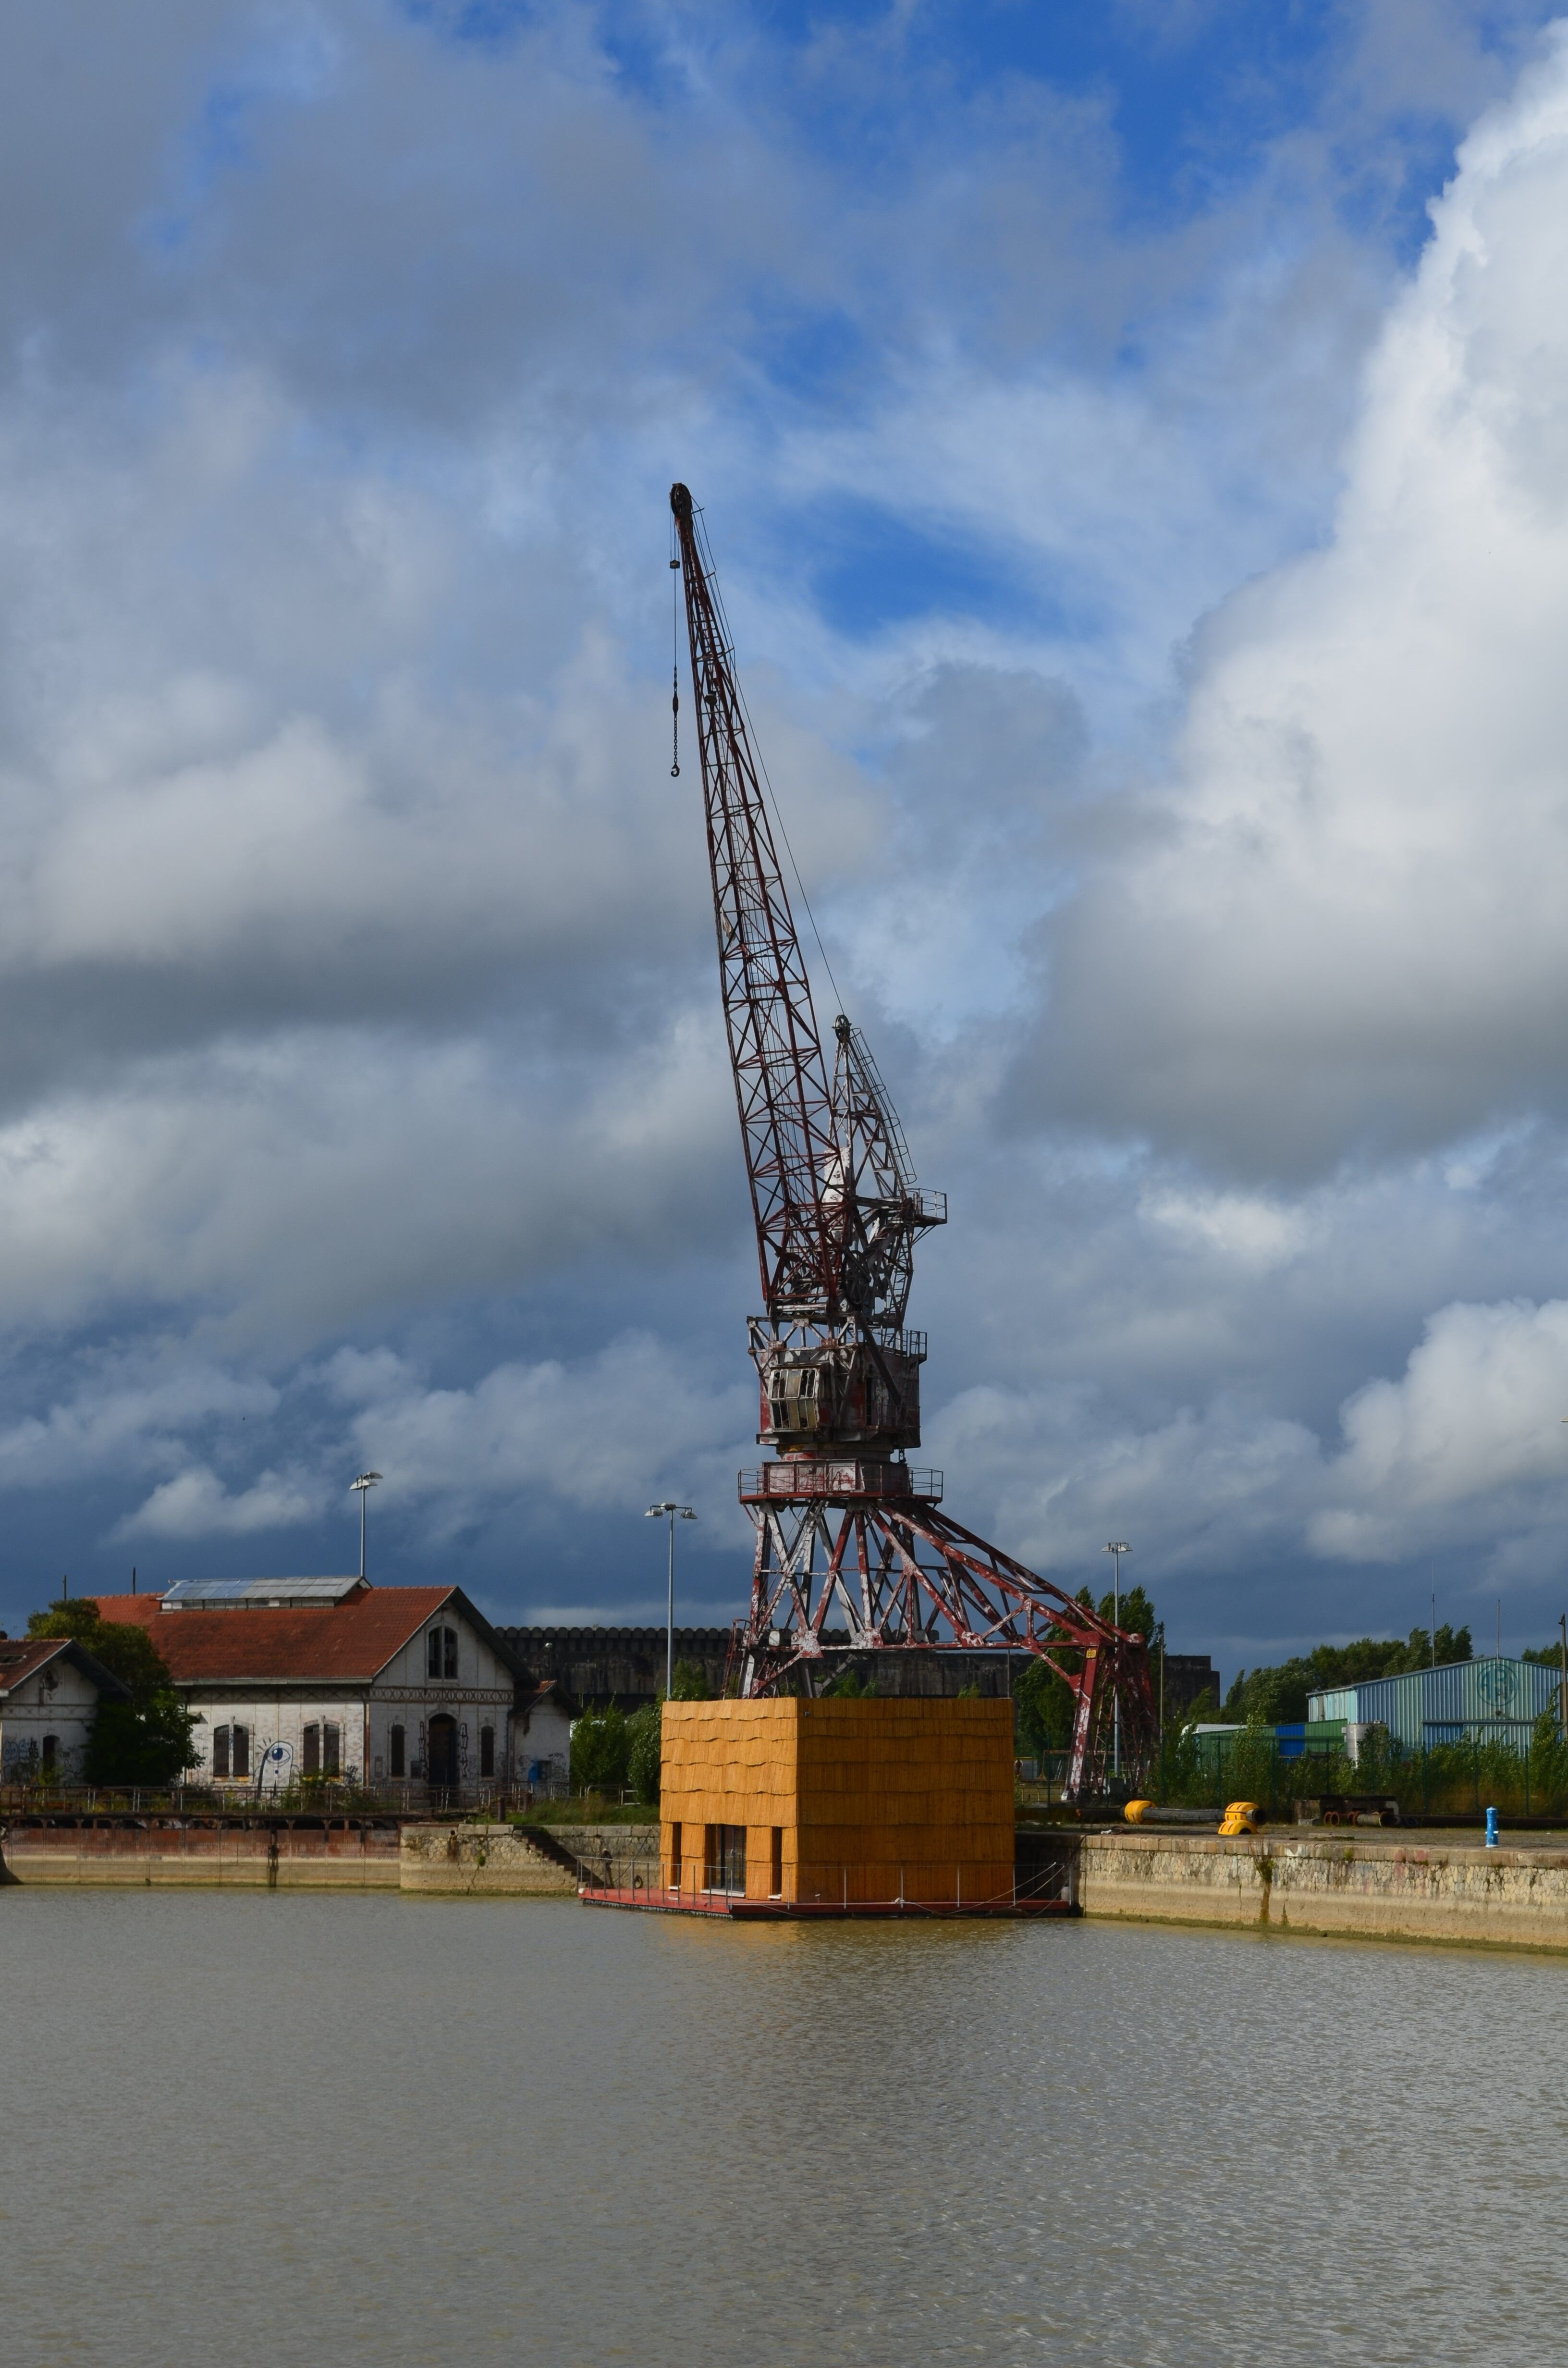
xmin=5 ymin=1891 xmax=1567 ymax=2365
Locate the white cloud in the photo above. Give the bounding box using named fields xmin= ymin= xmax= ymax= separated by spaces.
xmin=1311 ymin=1295 xmax=1568 ymax=1558
xmin=1030 ymin=25 xmax=1568 ymax=1177
xmin=115 ymin=1463 xmax=323 ymax=1541
xmin=331 ymin=1333 xmax=754 ymax=1533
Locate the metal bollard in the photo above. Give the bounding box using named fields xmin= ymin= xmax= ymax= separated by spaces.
xmin=1485 ymin=1804 xmax=1499 ymax=1849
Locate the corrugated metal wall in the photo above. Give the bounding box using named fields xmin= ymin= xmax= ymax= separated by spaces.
xmin=1306 ymin=1658 xmax=1562 ymax=1748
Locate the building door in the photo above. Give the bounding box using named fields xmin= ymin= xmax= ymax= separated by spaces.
xmin=427 ymin=1714 xmax=458 ymax=1791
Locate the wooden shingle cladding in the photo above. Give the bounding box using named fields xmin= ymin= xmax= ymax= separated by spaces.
xmin=659 ymin=1696 xmax=1015 ymax=1908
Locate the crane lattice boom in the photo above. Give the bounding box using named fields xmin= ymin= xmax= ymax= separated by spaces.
xmin=670 ymin=481 xmax=1155 ymax=1796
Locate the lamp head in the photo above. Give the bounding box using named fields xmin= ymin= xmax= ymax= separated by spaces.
xmin=351 ymin=1471 xmax=382 ymax=1494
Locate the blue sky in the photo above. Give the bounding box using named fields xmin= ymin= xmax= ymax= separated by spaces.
xmin=2 ymin=1 xmax=1568 ymax=1682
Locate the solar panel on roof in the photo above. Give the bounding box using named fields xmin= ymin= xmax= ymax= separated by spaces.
xmin=159 ymin=1576 xmax=363 ymax=1610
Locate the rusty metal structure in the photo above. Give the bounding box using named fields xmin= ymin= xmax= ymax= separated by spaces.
xmin=670 ymin=481 xmax=1156 ymax=1796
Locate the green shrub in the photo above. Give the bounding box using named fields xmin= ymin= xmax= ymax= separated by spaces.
xmin=570 ymin=1704 xmax=630 ymax=1794
xmin=627 ymin=1703 xmax=662 ymax=1806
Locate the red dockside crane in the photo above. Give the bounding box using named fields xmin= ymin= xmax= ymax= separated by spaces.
xmin=670 ymin=482 xmax=1157 ymax=1799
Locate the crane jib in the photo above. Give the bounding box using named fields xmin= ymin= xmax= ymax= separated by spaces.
xmin=669 ymin=482 xmax=1155 ymax=1799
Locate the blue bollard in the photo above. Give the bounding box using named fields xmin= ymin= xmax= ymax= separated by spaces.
xmin=1485 ymin=1804 xmax=1499 ymax=1849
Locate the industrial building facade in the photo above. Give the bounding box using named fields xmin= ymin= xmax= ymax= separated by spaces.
xmin=1308 ymin=1656 xmax=1564 ymax=1751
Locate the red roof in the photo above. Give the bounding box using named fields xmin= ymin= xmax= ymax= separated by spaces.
xmin=86 ymin=1587 xmax=458 ymax=1684
xmin=0 ymin=1636 xmax=74 ymax=1692
xmin=0 ymin=1634 xmax=131 ymax=1699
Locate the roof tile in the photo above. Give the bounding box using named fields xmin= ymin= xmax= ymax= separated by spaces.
xmin=86 ymin=1587 xmax=457 ymax=1684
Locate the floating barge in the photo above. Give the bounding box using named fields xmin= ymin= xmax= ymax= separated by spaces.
xmin=579 ymin=1881 xmax=1074 ymax=1921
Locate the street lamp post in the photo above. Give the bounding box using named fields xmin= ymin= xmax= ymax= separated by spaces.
xmin=1103 ymin=1541 xmax=1131 ymax=1782
xmin=647 ymin=1502 xmax=697 ymax=1696
xmin=351 ymin=1471 xmax=382 ymax=1581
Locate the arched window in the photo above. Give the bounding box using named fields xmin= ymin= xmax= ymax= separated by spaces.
xmin=427 ymin=1625 xmax=458 ymax=1679
xmin=41 ymin=1734 xmax=58 ymax=1770
xmin=389 ymin=1723 xmax=405 ymax=1779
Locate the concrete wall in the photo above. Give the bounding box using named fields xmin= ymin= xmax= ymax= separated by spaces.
xmin=660 ymin=1696 xmax=1015 ymax=1907
xmin=398 ymin=1824 xmax=576 ymax=1895
xmin=1 ymin=1820 xmax=401 ymax=1887
xmin=1079 ymin=1829 xmax=1568 ymax=1949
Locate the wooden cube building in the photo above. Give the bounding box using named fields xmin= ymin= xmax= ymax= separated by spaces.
xmin=659 ymin=1695 xmax=1015 ymax=1909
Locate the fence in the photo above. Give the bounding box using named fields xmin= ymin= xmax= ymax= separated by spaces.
xmin=1145 ymin=1718 xmax=1568 ymax=1821
xmin=0 ymin=1775 xmax=572 ymax=1820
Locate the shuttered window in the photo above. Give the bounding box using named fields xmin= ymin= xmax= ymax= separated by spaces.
xmin=303 ymin=1723 xmax=320 ymax=1775
xmin=232 ymin=1726 xmax=250 ymax=1780
xmin=323 ymin=1723 xmax=340 ymax=1777
xmin=213 ymin=1727 xmax=230 ymax=1779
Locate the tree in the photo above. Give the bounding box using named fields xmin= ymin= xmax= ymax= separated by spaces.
xmin=669 ymin=1659 xmax=710 ymax=1701
xmin=627 ymin=1703 xmax=662 ymax=1806
xmin=26 ymin=1598 xmax=196 ymax=1784
xmin=1221 ymin=1624 xmax=1476 ymax=1724
xmin=570 ymin=1703 xmax=630 ymax=1794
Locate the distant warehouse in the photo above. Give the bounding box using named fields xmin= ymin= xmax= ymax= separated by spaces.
xmin=1308 ymin=1655 xmax=1564 ymax=1753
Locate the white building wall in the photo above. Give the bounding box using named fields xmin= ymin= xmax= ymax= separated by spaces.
xmin=373 ymin=1607 xmax=516 ymax=1784
xmin=187 ymin=1690 xmax=373 ymax=1790
xmin=182 ymin=1599 xmax=523 ymax=1790
xmin=514 ymin=1696 xmax=572 ymax=1783
xmin=0 ymin=1659 xmax=104 ymax=1781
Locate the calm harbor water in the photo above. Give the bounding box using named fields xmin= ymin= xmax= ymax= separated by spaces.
xmin=4 ymin=1891 xmax=1565 ymax=2366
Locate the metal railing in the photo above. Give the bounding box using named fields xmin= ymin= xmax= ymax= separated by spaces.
xmin=738 ymin=1462 xmax=943 ymax=1504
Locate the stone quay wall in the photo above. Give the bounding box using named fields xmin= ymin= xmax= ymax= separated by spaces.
xmin=1078 ymin=1828 xmax=1568 ymax=1950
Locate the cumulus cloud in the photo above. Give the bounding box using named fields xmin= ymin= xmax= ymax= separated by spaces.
xmin=3 ymin=2 xmax=1568 ymax=1661
xmin=1311 ymin=1296 xmax=1568 ymax=1559
xmin=1030 ymin=25 xmax=1568 ymax=1178
xmin=115 ymin=1463 xmax=322 ymax=1541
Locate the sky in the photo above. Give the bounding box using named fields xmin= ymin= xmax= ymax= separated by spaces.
xmin=4 ymin=2 xmax=1568 ymax=1678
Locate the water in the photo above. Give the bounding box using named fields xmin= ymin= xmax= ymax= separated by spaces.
xmin=5 ymin=1892 xmax=1566 ymax=2365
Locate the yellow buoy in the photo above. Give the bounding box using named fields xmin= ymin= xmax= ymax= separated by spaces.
xmin=1218 ymin=1801 xmax=1262 ymax=1836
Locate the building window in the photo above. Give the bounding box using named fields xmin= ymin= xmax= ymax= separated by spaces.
xmin=211 ymin=1725 xmax=249 ymax=1780
xmin=41 ymin=1734 xmax=58 ymax=1770
xmin=389 ymin=1723 xmax=405 ymax=1779
xmin=670 ymin=1821 xmax=682 ymax=1892
xmin=427 ymin=1624 xmax=458 ymax=1680
xmin=323 ymin=1723 xmax=341 ymax=1778
xmin=479 ymin=1725 xmax=495 ymax=1778
xmin=770 ymin=1827 xmax=783 ymax=1899
xmin=303 ymin=1723 xmax=320 ymax=1776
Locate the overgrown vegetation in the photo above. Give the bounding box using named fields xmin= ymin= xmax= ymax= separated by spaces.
xmin=572 ymin=1660 xmax=711 ymax=1808
xmin=1142 ymin=1710 xmax=1568 ymax=1819
xmin=25 ymin=1598 xmax=197 ymax=1783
